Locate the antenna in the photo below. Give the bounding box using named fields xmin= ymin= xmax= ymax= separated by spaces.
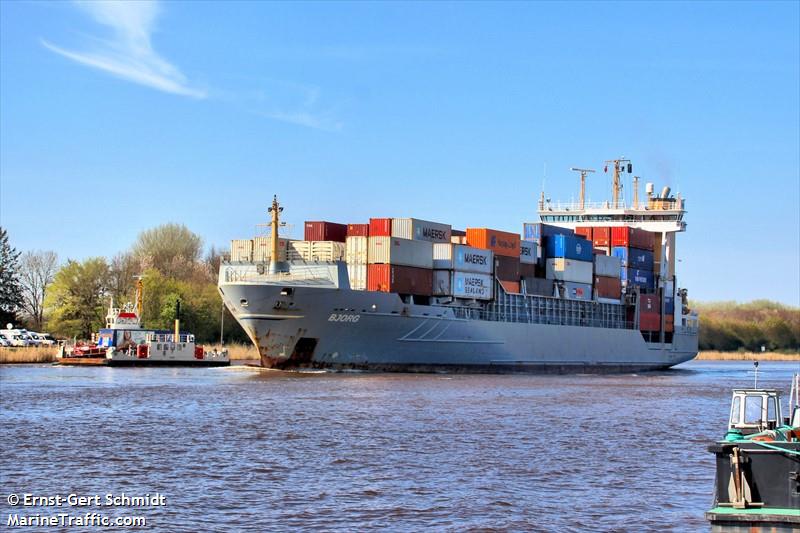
xmin=267 ymin=195 xmax=284 ymax=274
xmin=632 ymin=176 xmax=640 ymax=209
xmin=604 ymin=158 xmax=632 ymax=209
xmin=570 ymin=167 xmax=596 ymax=210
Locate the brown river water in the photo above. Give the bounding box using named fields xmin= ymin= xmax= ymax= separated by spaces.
xmin=1 ymin=360 xmax=798 ymax=532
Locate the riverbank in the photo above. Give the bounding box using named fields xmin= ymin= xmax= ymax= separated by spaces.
xmin=695 ymin=351 xmax=798 ymax=361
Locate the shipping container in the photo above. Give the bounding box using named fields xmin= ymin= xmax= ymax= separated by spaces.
xmin=230 ymin=239 xmax=253 ymax=262
xmin=592 ymin=227 xmax=611 ymax=247
xmin=367 ymin=264 xmax=432 ymax=296
xmin=594 ymin=246 xmax=610 ymax=256
xmin=432 ymin=271 xmax=493 ymax=300
xmin=345 ymin=236 xmax=368 ymax=265
xmin=523 ymin=223 xmax=575 ymax=242
xmin=558 ymin=281 xmax=592 ymax=301
xmin=640 ymin=294 xmax=660 ymax=314
xmin=467 ymin=228 xmax=520 ymax=257
xmin=494 ymin=255 xmax=521 ymax=281
xmin=347 ymin=223 xmax=369 ymax=237
xmin=368 ymin=237 xmax=433 ymax=269
xmin=286 ymin=240 xmax=309 ymax=262
xmin=450 ymin=229 xmax=467 ymax=245
xmin=611 ymin=247 xmax=654 ymax=270
xmin=544 ymin=234 xmax=593 ymax=262
xmin=594 ymin=255 xmax=622 ymax=278
xmin=519 ymin=262 xmax=537 ymax=278
xmin=432 ymin=244 xmax=493 ymax=274
xmin=519 ymin=241 xmax=539 ymax=264
xmin=369 ymin=218 xmax=392 ymax=237
xmin=621 ymin=268 xmax=655 ymax=290
xmin=499 ymin=280 xmax=521 ymax=294
xmin=391 ymin=218 xmax=451 ymax=243
xmin=665 ymin=314 xmax=674 ymax=333
xmin=545 ymin=258 xmax=593 ymax=284
xmin=304 ymin=221 xmax=347 ymax=242
xmin=309 ymin=241 xmax=345 ymax=262
xmin=611 ymin=227 xmax=654 ymax=250
xmin=253 ymin=237 xmax=288 ymax=262
xmin=347 ymin=263 xmax=367 ymax=291
xmin=523 ymin=277 xmax=555 ymax=297
xmin=594 ymin=275 xmax=622 ymax=299
xmin=575 ymin=227 xmax=592 ymax=240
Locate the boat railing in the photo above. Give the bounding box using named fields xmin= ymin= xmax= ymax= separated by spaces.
xmin=146 ymin=333 xmax=195 ymax=344
xmin=222 ymin=264 xmax=336 ymax=285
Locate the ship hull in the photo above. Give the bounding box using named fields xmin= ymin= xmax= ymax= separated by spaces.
xmin=219 ymin=280 xmax=698 ymax=373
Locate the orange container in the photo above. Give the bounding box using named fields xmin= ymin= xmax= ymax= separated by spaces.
xmin=498 ymin=280 xmax=521 ymax=294
xmin=575 ymin=227 xmax=592 ymax=240
xmin=466 ymin=228 xmax=520 ymax=258
xmin=367 ymin=264 xmax=432 ymax=296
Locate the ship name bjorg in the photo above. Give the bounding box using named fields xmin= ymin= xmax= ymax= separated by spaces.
xmin=219 ymin=158 xmax=699 ymax=373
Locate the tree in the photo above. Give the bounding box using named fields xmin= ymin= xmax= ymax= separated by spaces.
xmin=45 ymin=258 xmax=110 ymax=339
xmin=108 ymin=253 xmax=141 ymax=304
xmin=131 ymin=224 xmax=203 ymax=278
xmin=0 ymin=227 xmax=23 ymax=326
xmin=18 ymin=250 xmax=59 ymax=331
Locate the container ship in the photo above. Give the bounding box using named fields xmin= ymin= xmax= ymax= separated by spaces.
xmin=218 ymin=159 xmax=699 ymax=372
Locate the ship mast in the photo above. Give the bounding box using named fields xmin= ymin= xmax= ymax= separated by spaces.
xmin=570 ymin=167 xmax=596 ymax=210
xmin=267 ymin=195 xmax=284 ymax=274
xmin=604 ymin=158 xmax=632 ymax=208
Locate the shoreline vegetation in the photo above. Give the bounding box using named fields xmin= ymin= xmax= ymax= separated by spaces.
xmin=1 ymin=346 xmax=797 ymax=365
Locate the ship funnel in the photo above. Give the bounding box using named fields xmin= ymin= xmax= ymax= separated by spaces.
xmin=661 ymin=186 xmax=671 ymax=199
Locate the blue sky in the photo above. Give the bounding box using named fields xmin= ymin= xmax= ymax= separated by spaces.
xmin=1 ymin=1 xmax=798 ymax=305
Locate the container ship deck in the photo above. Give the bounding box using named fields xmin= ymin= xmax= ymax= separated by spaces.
xmin=218 ymin=159 xmax=699 ymax=373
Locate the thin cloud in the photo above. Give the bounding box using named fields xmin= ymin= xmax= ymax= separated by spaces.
xmin=43 ymin=1 xmax=205 ymax=99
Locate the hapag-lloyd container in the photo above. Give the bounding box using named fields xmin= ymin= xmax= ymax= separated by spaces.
xmin=368 ymin=237 xmax=433 ymax=269
xmin=594 ymin=255 xmax=622 ymax=278
xmin=559 ymin=281 xmax=592 ymax=301
xmin=592 ymin=227 xmax=611 ymax=247
xmin=253 ymin=237 xmax=288 ymax=262
xmin=432 ymin=244 xmax=493 ymax=274
xmin=347 ymin=223 xmax=370 ymax=237
xmin=432 ymin=271 xmax=493 ymax=300
xmin=347 ymin=263 xmax=367 ymax=290
xmin=494 ymin=255 xmax=521 ymax=281
xmin=369 ymin=218 xmax=392 ymax=237
xmin=621 ymin=268 xmax=655 ymax=290
xmin=611 ymin=247 xmax=654 ymax=270
xmin=230 ymin=239 xmax=253 ymax=262
xmin=594 ymin=275 xmax=622 ymax=299
xmin=392 ymin=218 xmax=451 ymax=243
xmin=367 ymin=264 xmax=432 ymax=296
xmin=519 ymin=241 xmax=539 ymax=264
xmin=467 ymin=228 xmax=521 ymax=258
xmin=304 ymin=221 xmax=347 ymax=242
xmin=611 ymin=227 xmax=654 ymax=250
xmin=544 ymin=234 xmax=593 ymax=262
xmin=345 ymin=236 xmax=368 ymax=265
xmin=545 ymin=258 xmax=593 ymax=284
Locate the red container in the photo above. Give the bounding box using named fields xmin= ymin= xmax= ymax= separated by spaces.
xmin=520 ymin=262 xmax=536 ymax=278
xmin=611 ymin=227 xmax=654 ymax=250
xmin=575 ymin=227 xmax=592 ymax=240
xmin=369 ymin=218 xmax=392 ymax=237
xmin=494 ymin=255 xmax=521 ymax=281
xmin=304 ymin=221 xmax=347 ymax=242
xmin=665 ymin=314 xmax=674 ymax=333
xmin=367 ymin=264 xmax=432 ymax=296
xmin=466 ymin=228 xmax=520 ymax=257
xmin=347 ymin=223 xmax=370 ymax=237
xmin=639 ymin=293 xmax=661 ymax=331
xmin=593 ymin=227 xmax=611 ymax=247
xmin=499 ymin=280 xmax=521 ymax=294
xmin=594 ymin=276 xmax=622 ymax=299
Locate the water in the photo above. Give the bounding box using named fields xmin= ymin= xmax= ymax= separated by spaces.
xmin=1 ymin=361 xmax=798 ymax=532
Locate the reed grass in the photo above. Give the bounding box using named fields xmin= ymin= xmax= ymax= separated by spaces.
xmin=0 ymin=347 xmax=59 ymax=364
xmin=696 ymin=351 xmax=799 ymax=361
xmin=204 ymin=343 xmax=259 ymax=361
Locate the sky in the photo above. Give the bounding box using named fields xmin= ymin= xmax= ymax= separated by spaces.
xmin=1 ymin=1 xmax=798 ymax=305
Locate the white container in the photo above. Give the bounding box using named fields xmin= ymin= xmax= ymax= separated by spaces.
xmin=545 ymin=258 xmax=593 ymax=284
xmin=368 ymin=237 xmax=433 ymax=269
xmin=519 ymin=241 xmax=539 ymax=264
xmin=594 ymin=255 xmax=622 ymax=278
xmin=432 ymin=271 xmax=493 ymax=300
xmin=230 ymin=239 xmax=253 ymax=262
xmin=432 ymin=244 xmax=493 ymax=274
xmin=345 ymin=236 xmax=368 ymax=265
xmin=253 ymin=237 xmax=288 ymax=262
xmin=391 ymin=218 xmax=451 ymax=243
xmin=432 ymin=270 xmax=451 ymax=296
xmin=347 ymin=263 xmax=367 ymax=290
xmin=287 ymin=241 xmax=345 ymax=262
xmin=287 ymin=240 xmax=309 ymax=262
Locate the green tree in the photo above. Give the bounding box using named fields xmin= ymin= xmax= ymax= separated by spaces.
xmin=45 ymin=258 xmax=110 ymax=339
xmin=131 ymin=224 xmax=204 ymax=279
xmin=0 ymin=227 xmax=23 ymax=326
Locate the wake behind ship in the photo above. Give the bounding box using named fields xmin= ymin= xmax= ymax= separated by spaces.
xmin=218 ymin=159 xmax=699 ymax=373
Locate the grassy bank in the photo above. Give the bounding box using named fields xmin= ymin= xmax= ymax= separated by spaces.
xmin=696 ymin=351 xmax=799 ymax=361
xmin=206 ymin=343 xmax=258 ymax=361
xmin=0 ymin=347 xmax=59 ymax=364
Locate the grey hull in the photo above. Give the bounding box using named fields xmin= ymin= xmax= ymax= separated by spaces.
xmin=219 ymin=281 xmax=698 ymax=373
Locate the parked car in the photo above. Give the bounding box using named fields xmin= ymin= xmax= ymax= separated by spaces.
xmin=33 ymin=333 xmax=57 ymax=346
xmin=0 ymin=333 xmax=11 ymax=347
xmin=0 ymin=330 xmax=34 ymax=347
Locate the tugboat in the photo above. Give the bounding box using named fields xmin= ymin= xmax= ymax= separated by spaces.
xmin=58 ymin=280 xmax=229 ymax=367
xmin=706 ymin=365 xmax=800 ymax=532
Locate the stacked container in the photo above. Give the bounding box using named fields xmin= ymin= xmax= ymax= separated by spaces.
xmin=638 ymin=294 xmax=661 ymax=331
xmin=610 ymin=228 xmax=655 ymax=292
xmin=392 ymin=218 xmax=452 ymax=243
xmin=347 ymin=223 xmax=369 ymax=237
xmin=304 ymin=221 xmax=347 ymax=242
xmin=592 ymin=227 xmax=612 ymax=255
xmin=519 ymin=241 xmax=539 ymax=277
xmin=230 ymin=239 xmax=253 ymax=262
xmin=253 ymin=237 xmax=288 ymax=262
xmin=593 ymin=255 xmax=622 ymax=301
xmin=367 ymin=236 xmax=434 ymax=296
xmin=345 ymin=236 xmax=368 ymax=290
xmin=542 ymin=233 xmax=593 ymax=300
xmin=431 ymin=243 xmax=493 ymax=300
xmin=522 ymin=223 xmax=575 ymax=244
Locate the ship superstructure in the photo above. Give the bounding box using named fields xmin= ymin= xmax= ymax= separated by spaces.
xmin=219 ymin=159 xmax=699 ymax=372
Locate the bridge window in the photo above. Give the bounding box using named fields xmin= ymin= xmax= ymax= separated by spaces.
xmin=729 ymin=396 xmax=740 ymax=425
xmin=744 ymin=396 xmax=762 ymax=424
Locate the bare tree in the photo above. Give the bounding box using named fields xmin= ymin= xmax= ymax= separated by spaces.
xmin=108 ymin=253 xmax=142 ymax=303
xmin=19 ymin=250 xmax=58 ymax=330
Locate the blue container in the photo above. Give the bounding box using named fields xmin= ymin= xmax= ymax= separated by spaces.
xmin=544 ymin=234 xmax=593 ymax=261
xmin=523 ymin=223 xmax=574 ymax=242
xmin=611 ymin=247 xmax=654 ymax=269
xmin=621 ymin=268 xmax=655 ymax=290
xmin=665 ymin=296 xmax=675 ymax=314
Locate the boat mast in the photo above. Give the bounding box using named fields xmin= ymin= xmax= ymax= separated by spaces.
xmin=268 ymin=195 xmax=284 ymax=274
xmin=570 ymin=167 xmax=596 ymax=210
xmin=604 ymin=158 xmax=631 ymax=208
